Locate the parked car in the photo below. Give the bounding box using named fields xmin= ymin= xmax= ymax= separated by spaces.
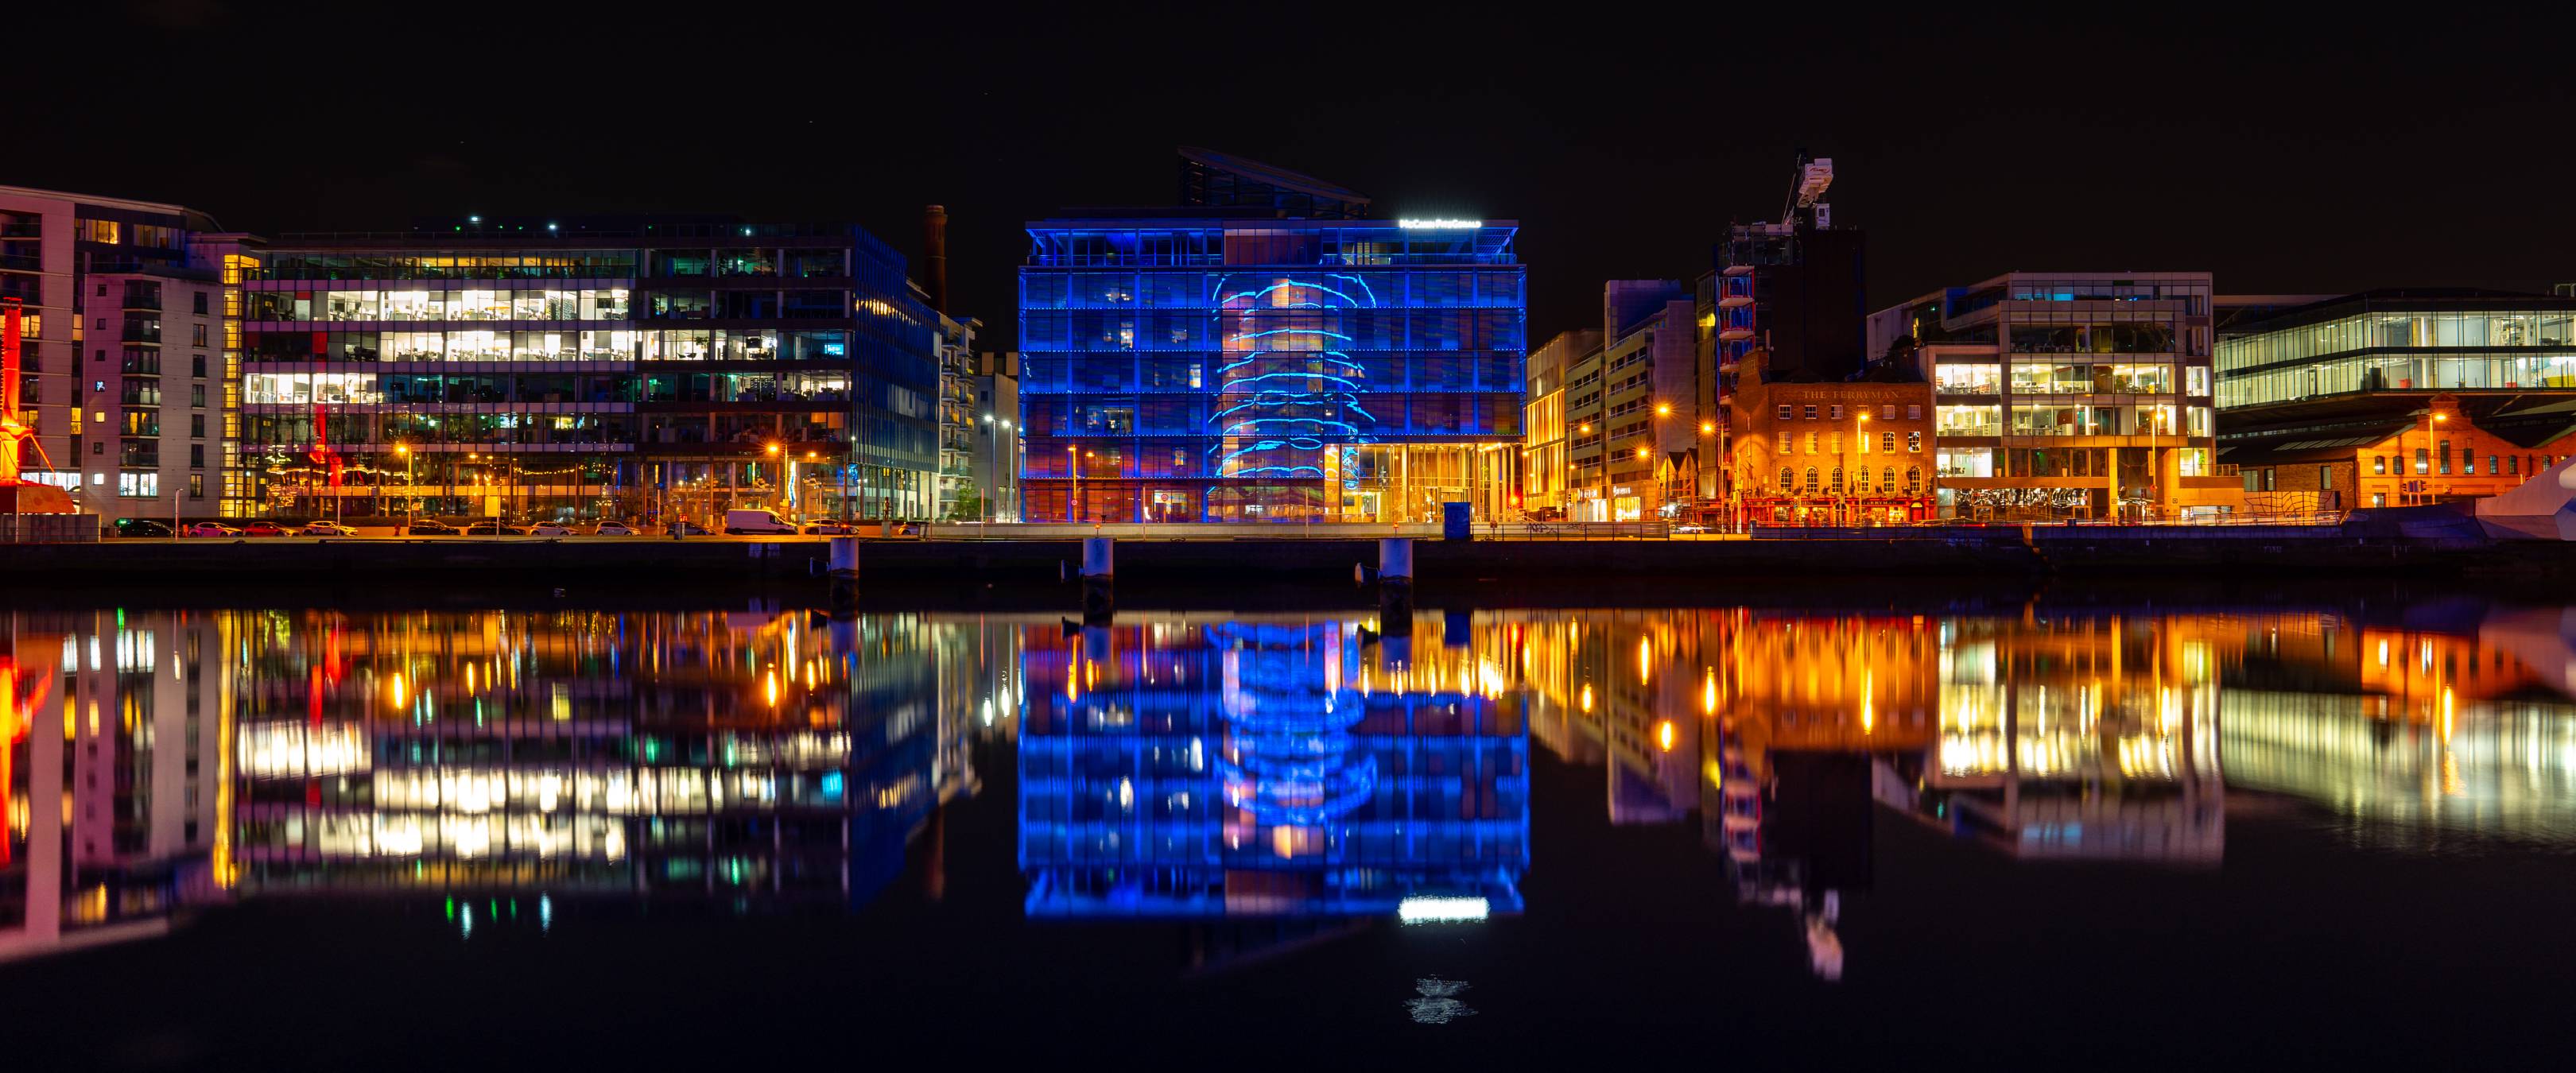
xmin=801 ymin=521 xmax=857 ymax=535
xmin=112 ymin=518 xmax=175 ymax=538
xmin=460 ymin=521 xmax=526 ymax=536
xmin=184 ymin=522 xmax=242 ymax=537
xmin=1671 ymin=522 xmax=1711 ymax=534
xmin=526 ymin=523 xmax=576 ymax=536
xmin=405 ymin=520 xmax=460 ymax=536
xmin=242 ymin=521 xmax=292 ymax=537
xmin=665 ymin=521 xmax=712 ymax=536
xmin=300 ymin=521 xmax=359 ymax=537
xmin=592 ymin=521 xmax=639 ymax=536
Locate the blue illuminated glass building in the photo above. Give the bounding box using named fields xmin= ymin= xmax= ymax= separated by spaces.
xmin=1018 ymin=162 xmax=1525 ymax=522
xmin=1017 ymin=616 xmax=1528 ymax=919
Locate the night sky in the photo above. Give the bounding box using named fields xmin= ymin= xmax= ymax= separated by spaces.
xmin=22 ymin=5 xmax=2576 ymax=347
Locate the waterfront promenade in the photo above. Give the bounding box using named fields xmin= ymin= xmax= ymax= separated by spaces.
xmin=0 ymin=512 xmax=2563 ymax=591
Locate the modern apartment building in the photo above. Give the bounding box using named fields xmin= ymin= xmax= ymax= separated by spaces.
xmin=0 ymin=186 xmax=250 ymax=526
xmin=1871 ymin=272 xmax=2233 ymax=521
xmin=1019 ymin=153 xmax=1525 ymax=523
xmin=931 ymin=309 xmax=982 ymax=520
xmin=236 ymin=219 xmax=941 ymax=525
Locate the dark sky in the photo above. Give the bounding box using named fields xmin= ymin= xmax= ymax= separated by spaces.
xmin=23 ymin=4 xmax=2576 ymax=348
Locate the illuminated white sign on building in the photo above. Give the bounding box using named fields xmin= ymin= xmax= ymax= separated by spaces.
xmin=1397 ymin=219 xmax=1483 ymax=230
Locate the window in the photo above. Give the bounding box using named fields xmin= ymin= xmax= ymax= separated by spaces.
xmin=1907 ymin=405 xmax=1922 ymax=420
xmin=2438 ymin=440 xmax=2451 ymax=475
xmin=191 ymin=385 xmax=205 ymax=407
xmin=2372 ymin=455 xmax=2386 ymax=475
xmin=2264 ymin=468 xmax=2277 ymax=491
xmin=1777 ymin=467 xmax=1792 ymax=490
xmin=1883 ymin=466 xmax=1896 ymax=491
xmin=1802 ymin=405 xmax=1818 ymax=420
xmin=91 ymin=443 xmax=102 ymax=456
xmin=2489 ymin=454 xmax=2500 ymax=475
xmin=2415 ymin=448 xmax=2428 ymax=475
xmin=1777 ymin=405 xmax=1791 ymax=420
xmin=1829 ymin=432 xmax=1841 ymax=455
xmin=1776 ymin=432 xmax=1790 ymax=455
xmin=1907 ymin=432 xmax=1922 ymax=452
xmin=1806 ymin=432 xmax=1818 ymax=454
xmin=1803 ymin=467 xmax=1818 ymax=492
xmin=116 ymin=472 xmax=157 ymax=498
xmin=1881 ymin=432 xmax=1895 ymax=453
xmin=191 ymin=354 xmax=206 ymax=378
xmin=188 ymin=474 xmax=204 ymax=499
xmin=1880 ymin=405 xmax=1895 ymax=420
xmin=2319 ymin=467 xmax=2333 ymax=490
xmin=189 ymin=444 xmax=204 ymax=467
xmin=2372 ymin=492 xmax=2387 ymax=507
xmin=1852 ymin=467 xmax=1870 ymax=493
xmin=1829 ymin=405 xmax=1843 ymax=420
xmin=193 ymin=292 xmax=208 ymax=315
xmin=192 ymin=323 xmax=208 ymax=347
xmin=2508 ymin=455 xmax=2520 ymax=476
xmin=189 ymin=414 xmax=204 ymax=437
xmin=1829 ymin=467 xmax=1844 ymax=493
xmin=1905 ymin=466 xmax=1922 ymax=493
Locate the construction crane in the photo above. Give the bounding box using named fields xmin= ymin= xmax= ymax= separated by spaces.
xmin=1781 ymin=153 xmax=1834 ymax=225
xmin=0 ymin=297 xmax=73 ymax=513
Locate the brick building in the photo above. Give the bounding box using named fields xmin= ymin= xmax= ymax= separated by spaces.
xmin=1727 ymin=350 xmax=1934 ymax=526
xmin=2219 ymin=393 xmax=2576 ymax=509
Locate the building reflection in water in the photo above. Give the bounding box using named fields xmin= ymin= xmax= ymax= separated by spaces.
xmin=10 ymin=600 xmax=2576 ymax=964
xmin=1017 ymin=615 xmax=1528 ymax=921
xmin=0 ymin=607 xmax=1023 ymax=961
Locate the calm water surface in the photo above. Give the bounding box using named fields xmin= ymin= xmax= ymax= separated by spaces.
xmin=6 ymin=596 xmax=2576 ymax=1067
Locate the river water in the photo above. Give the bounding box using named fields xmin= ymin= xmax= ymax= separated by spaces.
xmin=5 ymin=595 xmax=2575 ymax=1067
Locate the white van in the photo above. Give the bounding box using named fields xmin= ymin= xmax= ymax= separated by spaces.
xmin=724 ymin=508 xmax=799 ymax=535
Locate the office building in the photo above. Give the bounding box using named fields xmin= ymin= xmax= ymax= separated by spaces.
xmin=0 ymin=186 xmax=250 ymax=526
xmin=1019 ymin=152 xmax=1525 ymax=522
xmin=2213 ymin=290 xmax=2576 ymax=496
xmin=1596 ymin=281 xmax=1698 ymax=521
xmin=1519 ymin=328 xmax=1596 ymax=518
xmin=236 ymin=219 xmax=941 ymax=525
xmin=1871 ymin=271 xmax=2232 ymax=521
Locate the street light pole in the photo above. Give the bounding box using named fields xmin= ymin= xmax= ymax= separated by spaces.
xmin=1068 ymin=444 xmax=1079 ymax=523
xmin=398 ymin=443 xmax=412 ymax=533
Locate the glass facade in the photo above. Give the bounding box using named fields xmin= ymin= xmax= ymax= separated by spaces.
xmin=236 ymin=223 xmax=939 ymax=525
xmin=1878 ymin=272 xmax=2221 ymax=519
xmin=1018 ymin=219 xmax=1525 ymax=522
xmin=2217 ymin=298 xmax=2576 ymax=409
